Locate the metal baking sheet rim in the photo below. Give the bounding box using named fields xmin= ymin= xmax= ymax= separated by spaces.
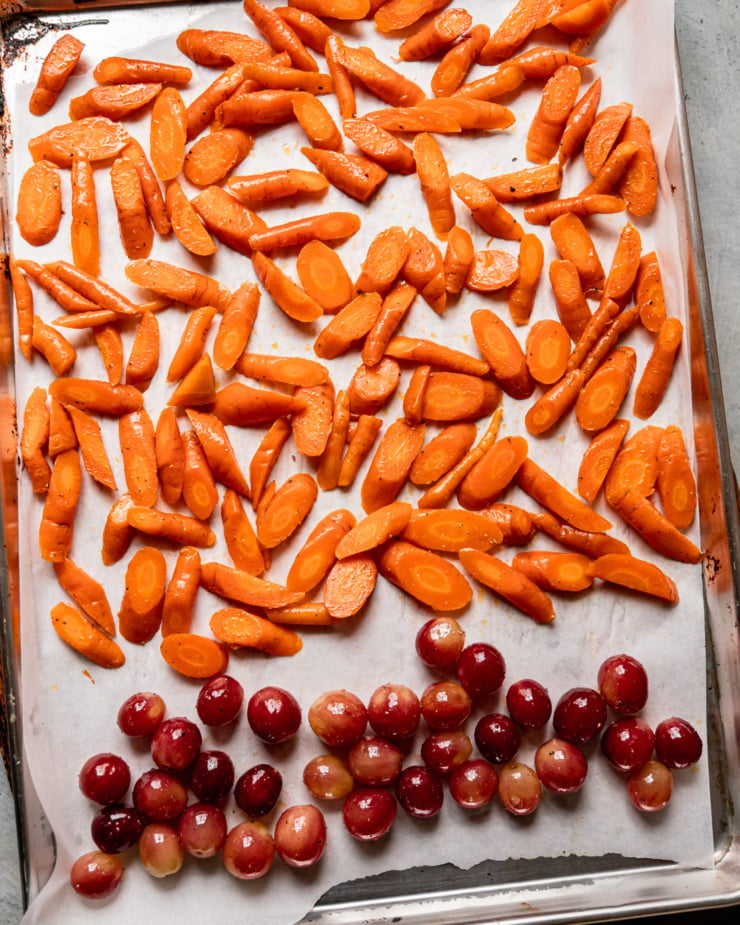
xmin=0 ymin=4 xmax=739 ymax=922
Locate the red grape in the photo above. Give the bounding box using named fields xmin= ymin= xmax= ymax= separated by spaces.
xmin=274 ymin=804 xmax=327 ymax=867
xmin=415 ymin=615 xmax=465 ymax=668
xmin=367 ymin=683 xmax=421 ymax=740
xmin=421 ymin=730 xmax=472 ymax=774
xmin=600 ymin=717 xmax=655 ymax=772
xmin=347 ymin=735 xmax=403 ymax=786
xmin=178 ymin=802 xmax=227 ymax=858
xmin=456 ymin=643 xmax=506 ymax=699
xmin=505 ymin=678 xmax=552 ymax=730
xmin=308 ymin=689 xmax=367 ymax=747
xmin=138 ymin=822 xmax=184 ymax=878
xmin=234 ymin=764 xmax=282 ymax=818
xmin=474 ymin=713 xmax=520 ymax=764
xmin=303 ymin=754 xmax=354 ymax=800
xmin=654 ymin=716 xmax=703 ymax=769
xmin=535 ymin=738 xmax=588 ymax=794
xmin=598 ymin=654 xmax=648 ymax=714
xmin=91 ymin=804 xmax=144 ymax=854
xmin=133 ymin=769 xmax=188 ymax=822
xmin=70 ymin=850 xmax=124 ymax=899
xmin=190 ymin=750 xmax=235 ymax=804
xmin=498 ymin=762 xmax=541 ymax=815
xmin=117 ymin=691 xmax=165 ymax=738
xmin=223 ymin=821 xmax=274 ymax=880
xmin=396 ymin=765 xmax=444 ymax=818
xmin=342 ymin=788 xmax=397 ymax=841
xmin=421 ymin=680 xmax=471 ymax=731
xmin=449 ymin=759 xmax=498 ymax=809
xmin=196 ymin=675 xmax=244 ymax=726
xmin=79 ymin=753 xmax=131 ymax=805
xmin=247 ymin=686 xmax=301 ymax=744
xmin=626 ymin=759 xmax=673 ymax=812
xmin=151 ymin=716 xmax=202 ymax=772
xmin=553 ymin=687 xmax=607 ymax=745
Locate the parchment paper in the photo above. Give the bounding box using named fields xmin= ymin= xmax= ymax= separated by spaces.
xmin=3 ymin=1 xmax=715 ymax=923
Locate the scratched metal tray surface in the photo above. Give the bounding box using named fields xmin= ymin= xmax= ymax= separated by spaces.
xmin=1 ymin=2 xmax=739 ymax=923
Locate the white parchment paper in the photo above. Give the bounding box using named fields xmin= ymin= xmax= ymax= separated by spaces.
xmin=3 ymin=1 xmax=716 ymax=923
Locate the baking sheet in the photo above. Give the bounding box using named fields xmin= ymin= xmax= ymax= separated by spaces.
xmin=0 ymin=1 xmax=721 ymax=923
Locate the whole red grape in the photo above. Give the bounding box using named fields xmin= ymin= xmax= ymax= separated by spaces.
xmin=308 ymin=690 xmax=367 ymax=747
xmin=421 ymin=730 xmax=472 ymax=774
xmin=598 ymin=654 xmax=648 ymax=714
xmin=138 ymin=823 xmax=184 ymax=878
xmin=367 ymin=683 xmax=421 ymax=740
xmin=197 ymin=675 xmax=244 ymax=726
xmin=151 ymin=717 xmax=201 ymax=772
xmin=535 ymin=738 xmax=588 ymax=794
xmin=449 ymin=759 xmax=498 ymax=809
xmin=234 ymin=764 xmax=282 ymax=818
xmin=553 ymin=687 xmax=607 ymax=745
xmin=415 ymin=616 xmax=465 ymax=668
xmin=133 ymin=769 xmax=188 ymax=822
xmin=223 ymin=821 xmax=274 ymax=880
xmin=342 ymin=788 xmax=397 ymax=841
xmin=456 ymin=643 xmax=505 ymax=699
xmin=274 ymin=804 xmax=327 ymax=867
xmin=347 ymin=735 xmax=403 ymax=786
xmin=506 ymin=679 xmax=552 ymax=730
xmin=190 ymin=750 xmax=235 ymax=803
xmin=178 ymin=803 xmax=227 ymax=858
xmin=91 ymin=804 xmax=144 ymax=854
xmin=654 ymin=716 xmax=703 ymax=769
xmin=498 ymin=762 xmax=541 ymax=816
xmin=117 ymin=691 xmax=165 ymax=738
xmin=79 ymin=753 xmax=131 ymax=805
xmin=627 ymin=759 xmax=673 ymax=812
xmin=70 ymin=850 xmax=124 ymax=899
xmin=421 ymin=680 xmax=471 ymax=731
xmin=396 ymin=765 xmax=444 ymax=818
xmin=600 ymin=717 xmax=655 ymax=772
xmin=474 ymin=713 xmax=521 ymax=764
xmin=303 ymin=754 xmax=354 ymax=801
xmin=247 ymin=686 xmax=301 ymax=744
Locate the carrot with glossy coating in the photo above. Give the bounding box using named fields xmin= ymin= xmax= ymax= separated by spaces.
xmin=125 ymin=311 xmax=159 ymax=390
xmin=583 ymin=101 xmax=633 ymax=176
xmin=122 ymin=139 xmax=171 ymax=236
xmin=414 ymin=132 xmax=455 ymax=237
xmin=286 ymin=0 xmax=370 ymax=17
xmin=101 ymin=493 xmax=135 ymax=565
xmin=374 ymin=0 xmax=450 ymax=32
xmin=523 ymin=367 xmax=582 ymax=435
xmin=175 ymin=29 xmax=271 ymax=67
xmin=402 ymin=508 xmax=502 ymax=553
xmin=338 ymin=414 xmax=383 ymax=487
xmin=201 ymin=560 xmax=305 ymax=609
xmin=53 ymin=309 xmax=117 ymax=330
xmin=187 ymin=409 xmax=250 ymax=496
xmin=656 ymin=425 xmax=696 ymax=531
xmin=402 ymin=227 xmax=446 ymax=313
xmin=314 ymin=292 xmax=381 ymax=358
xmin=221 ymin=489 xmax=267 ymax=575
xmin=32 ymin=317 xmax=76 ymax=377
xmin=531 ymin=510 xmax=630 ymax=558
xmin=70 ymin=153 xmax=100 ymax=277
xmin=21 ymin=386 xmax=51 ymax=493
xmin=9 ymin=258 xmax=34 ymax=361
xmin=167 ymin=305 xmax=218 ymax=382
xmin=30 ymin=33 xmax=84 ymax=115
xmin=54 ymin=557 xmax=116 ymax=636
xmin=168 ymin=353 xmax=216 ymax=410
xmin=126 ymin=258 xmax=231 ymax=309
xmin=214 ymin=282 xmax=260 ymax=369
xmin=50 ymin=602 xmax=125 ymax=669
xmin=161 ymin=633 xmax=228 ymax=677
xmin=379 ymin=540 xmax=472 ymax=612
xmin=184 ymin=127 xmax=254 ymax=187
xmin=118 ymin=546 xmax=167 ymax=644
xmin=192 ymin=185 xmax=265 ymax=255
xmin=361 ymin=282 xmax=416 ymax=367
xmin=227 ymin=168 xmax=328 ymax=204
xmin=581 ymin=140 xmax=638 ymax=197
xmin=238 ymin=61 xmax=332 ymax=94
xmin=127 ymin=505 xmax=216 ymax=548
xmin=356 ymin=227 xmax=410 ymax=296
xmin=443 ymin=226 xmax=475 ymax=295
xmin=286 ymin=507 xmax=356 ymax=592
xmin=478 ymin=0 xmax=541 ymax=62
xmin=69 ymin=82 xmax=162 ymax=121
xmin=635 ymin=251 xmax=666 ymax=334
xmin=422 ymin=371 xmax=500 ymax=422
xmin=210 ymin=606 xmax=303 ymax=655
xmin=410 ymin=422 xmax=477 ymax=487
xmin=403 ymin=365 xmax=431 ymax=425
xmin=317 ymin=390 xmax=350 ymax=491
xmin=165 ymin=180 xmax=217 ymax=257
xmin=213 ymin=382 xmax=304 ymax=427
xmin=337 ymin=43 xmax=424 ymax=107
xmin=512 ymin=549 xmax=593 ymax=592
xmin=256 ymin=472 xmax=318 ymax=548
xmin=249 ymin=212 xmax=360 ymax=253
xmin=16 ymin=160 xmax=62 ymax=247
xmin=524 ymin=193 xmax=625 ymax=225
xmin=39 ymin=448 xmax=81 ymax=563
xmin=633 ymin=317 xmax=683 ymax=420
xmin=458 ymin=435 xmax=529 ymax=510
xmin=161 ymin=546 xmax=201 ymax=636
xmin=290 ymin=381 xmax=333 ymax=458
xmin=576 ymin=343 xmax=636 ymax=431
xmin=293 ymin=91 xmax=342 ymax=151
xmin=301 ymin=147 xmax=388 ymax=203
xmin=526 ymin=65 xmax=581 ymax=164
xmin=244 ymin=0 xmax=318 ymax=72
xmin=400 ymin=9 xmax=472 ymax=61
xmin=181 ymin=429 xmax=218 ymax=520
xmin=466 ymin=249 xmax=519 ymax=293
xmin=422 ymin=99 xmax=516 ymax=133
xmin=335 ymin=502 xmax=412 ymax=560
xmin=577 ymin=417 xmax=629 ymax=504
xmin=470 ymin=309 xmax=534 ymax=400
xmin=68 ymin=406 xmax=117 ymax=491
xmin=549 ymin=212 xmax=604 ymax=295
xmin=236 ymin=352 xmax=329 ymax=388
xmin=218 ymin=88 xmax=299 ymax=129
xmin=458 ymin=547 xmax=555 ymax=623
xmin=325 ymin=33 xmax=355 ymax=120
xmin=503 ymin=233 xmax=543 ymax=326
xmin=15 ymin=260 xmax=97 ymax=314
xmin=342 ymin=119 xmax=416 ymax=176
xmin=481 ymin=502 xmax=536 ymax=546
xmin=618 ymin=115 xmax=658 ymax=217
xmin=516 ymin=456 xmax=613 ymax=533
xmin=587 ymin=552 xmax=678 ymax=604
xmin=46 ymin=260 xmax=138 ymax=316
xmin=451 ymin=173 xmax=523 ymax=241
xmin=275 ymin=7 xmax=332 ymax=50
xmin=118 ymin=409 xmax=158 ymax=505
xmin=264 ymin=602 xmax=335 ymax=625
xmin=525 ymin=320 xmax=571 ymax=385
xmin=321 ymin=554 xmax=377 ymax=618
xmin=28 ymin=116 xmax=130 ymax=167
xmin=431 ymin=24 xmax=490 ymax=97
xmin=361 ymin=417 xmax=425 ymax=513
xmin=604 ymin=424 xmax=662 ymax=507
xmin=48 ymin=398 xmax=77 ymax=458
xmin=347 ymin=358 xmax=401 ymax=415
xmin=184 ymin=63 xmax=251 ymax=140
xmin=362 ymin=102 xmax=461 ymax=131
xmin=95 ymin=55 xmax=193 ymax=84
xmin=252 ymin=251 xmax=324 ymax=323
xmin=484 ymin=164 xmax=563 ymax=205
xmin=558 ymin=77 xmax=601 ymax=165
xmin=150 ymin=87 xmax=187 ymax=182
xmin=155 ymin=406 xmax=185 ymax=505
xmin=453 ymin=64 xmax=526 ymax=101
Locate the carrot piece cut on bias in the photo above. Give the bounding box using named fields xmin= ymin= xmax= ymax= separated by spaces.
xmin=431 ymin=23 xmax=490 ymax=98
xmin=126 ymin=258 xmax=231 ymax=309
xmin=583 ymin=101 xmax=632 ymax=176
xmin=577 ymin=417 xmax=629 ymax=504
xmin=361 ymin=417 xmax=425 ymax=513
xmin=54 ymin=557 xmax=116 ymax=636
xmin=481 ymin=503 xmax=536 ymax=546
xmin=618 ymin=115 xmax=658 ymax=217
xmin=201 ymin=561 xmax=305 ymax=609
xmin=70 ymin=152 xmax=101 ymax=277
xmin=167 ymin=353 xmax=217 ymax=408
xmin=656 ymin=425 xmax=697 ymax=531
xmin=508 ymin=233 xmax=545 ymax=326
xmin=558 ymin=77 xmax=602 ymax=165
xmin=531 ymin=510 xmax=630 ymax=558
xmin=50 ymin=602 xmax=125 ymax=669
xmin=167 ymin=305 xmax=217 ymax=383
xmin=244 ymin=0 xmax=317 ymax=72
xmin=125 ymin=311 xmax=159 ymax=391
xmin=161 ymin=546 xmax=201 ymax=636
xmin=337 ymin=43 xmax=425 ymax=107
xmin=301 ymin=147 xmax=388 ymax=202
xmin=399 ymin=8 xmax=472 ymax=60
xmin=297 ymin=241 xmax=354 ymax=315
xmin=228 ymin=168 xmax=328 ymax=204
xmin=422 ymin=371 xmax=500 ymax=423
xmin=335 ymin=501 xmax=412 ymax=559
xmin=409 ymin=422 xmax=477 ymax=487
xmin=457 ymin=435 xmax=529 ymax=511
xmin=609 ymin=490 xmax=702 ymax=564
xmin=292 ymin=382 xmax=335 ymax=458
xmin=28 ymin=116 xmax=130 ymax=167
xmin=511 ymin=550 xmax=593 ymax=592
xmin=210 ymin=606 xmax=303 ymax=656
xmin=633 ymin=317 xmax=683 ymax=420
xmin=414 ymin=132 xmax=455 ymax=237
xmin=526 ymin=64 xmax=582 ymax=165
xmin=575 ymin=345 xmax=636 ymax=433
xmin=402 ymin=509 xmax=503 ymax=553
xmin=451 ymin=173 xmax=523 ymax=241
xmin=186 ymin=409 xmax=250 ymax=497
xmin=249 ymin=211 xmax=360 ymax=253
xmin=635 ymin=251 xmax=667 ymax=334
xmin=39 ymin=448 xmax=81 ymax=563
xmin=337 ymin=414 xmax=383 ymax=487
xmin=165 ymin=180 xmax=217 ymax=257
xmin=250 ymin=418 xmax=292 ymax=509
xmin=119 ymin=409 xmax=158 ymax=505
xmin=402 ymin=226 xmax=446 ymax=314
xmin=604 ymin=424 xmax=662 ymax=506
xmin=471 ymin=308 xmax=535 ymax=400
xmin=386 ymin=337 xmax=489 ymax=377
xmin=264 ymin=602 xmax=336 ymax=626
xmin=30 ymin=33 xmax=85 ymax=115
xmin=126 ymin=506 xmax=217 ymax=548
xmin=212 ymin=383 xmax=304 ymax=427
xmin=155 ymin=406 xmax=185 ymax=505
xmin=516 ymin=456 xmax=612 ymax=533
xmin=314 ymin=292 xmax=382 ymax=358
xmin=403 ymin=364 xmax=431 ymax=426
xmin=101 ymin=493 xmax=135 ymax=565
xmin=16 ymin=160 xmax=63 ymax=247
xmin=374 ymin=0 xmax=450 ymax=33
xmin=66 ymin=406 xmax=116 ymax=491
xmin=213 ymin=282 xmax=260 ymax=370
xmin=317 ymin=389 xmax=351 ymax=490
xmin=21 ymin=387 xmax=51 ymax=493
xmin=342 ymin=119 xmax=416 ymax=176
xmin=221 ymin=489 xmax=267 ymax=576
xmin=184 ymin=125 xmax=254 ymax=185
xmin=524 ymin=193 xmax=625 ymax=225
xmin=379 ymin=540 xmax=472 ymax=612
xmin=256 ymin=472 xmax=319 ymax=549
xmin=286 ymin=508 xmax=356 ymax=593
xmin=118 ymin=545 xmax=167 ymax=644
xmin=323 ymin=554 xmax=378 ymax=619
xmin=458 ymin=547 xmax=555 ymax=623
xmin=466 ymin=249 xmax=519 ymax=293
xmin=587 ymin=553 xmax=678 ymax=604
xmin=550 ymin=212 xmax=605 ymax=295
xmin=525 ymin=319 xmax=571 ymax=385
xmin=252 ymin=251 xmax=324 ymax=323
xmin=32 ymin=317 xmax=76 ymax=377
xmin=181 ymin=430 xmax=218 ymax=521
xmin=150 ymin=86 xmax=187 ymax=182
xmin=478 ymin=0 xmax=542 ymax=62
xmin=347 ymin=358 xmax=401 ymax=416
xmin=161 ymin=632 xmax=228 ymax=678
xmin=355 ymin=227 xmax=410 ymax=297
xmin=49 ymin=398 xmax=77 ymax=459
xmin=443 ymin=226 xmax=475 ymax=295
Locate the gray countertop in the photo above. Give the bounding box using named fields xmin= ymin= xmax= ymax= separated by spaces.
xmin=1 ymin=1 xmax=739 ymax=921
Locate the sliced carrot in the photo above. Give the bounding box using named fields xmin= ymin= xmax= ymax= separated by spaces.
xmin=317 ymin=390 xmax=351 ymax=491
xmin=301 ymin=147 xmax=388 ymax=202
xmin=186 ymin=409 xmax=250 ymax=496
xmin=602 ymin=220 xmax=643 ymax=305
xmin=39 ymin=448 xmax=81 ymax=563
xmin=609 ymin=490 xmax=702 ymax=564
xmin=49 ymin=398 xmax=77 ymax=459
xmin=604 ymin=425 xmax=662 ymax=506
xmin=580 ymin=140 xmax=639 ymax=198
xmin=361 ymin=418 xmax=425 ymax=513
xmin=275 ymin=7 xmax=333 ymax=50
xmin=431 ymin=23 xmax=490 ymax=97
xmin=525 ymin=320 xmax=571 ymax=385
xmin=264 ymin=602 xmax=336 ymax=625
xmin=374 ymin=0 xmax=450 ymax=32
xmin=249 ymin=418 xmax=292 ymax=510
xmin=30 ymin=33 xmax=84 ymax=115
xmin=526 ymin=64 xmax=581 ymax=165
xmin=422 ymin=371 xmax=500 ymax=422
xmin=125 ymin=311 xmax=159 ymax=390
xmin=95 ymin=54 xmax=194 ymax=83
xmin=236 ymin=61 xmax=332 ymax=94
xmin=150 ymin=86 xmax=187 ymax=181
xmin=482 ymin=503 xmax=536 ymax=546
xmin=292 ymin=91 xmax=342 ymax=151
xmin=70 ymin=152 xmax=100 ymax=277
xmin=466 ymin=246 xmax=520 ymax=293
xmin=286 ymin=508 xmax=356 ymax=592
xmin=458 ymin=547 xmax=555 ymax=623
xmin=324 ymin=33 xmax=355 ymax=120
xmin=28 ymin=116 xmax=130 ymax=167
xmin=558 ymin=77 xmax=602 ymax=165
xmin=337 ymin=42 xmax=424 ymax=107
xmin=191 ymin=186 xmax=266 ymax=256
xmin=126 ymin=505 xmax=217 ymax=548
xmin=531 ymin=510 xmax=630 ymax=558
xmin=409 ymin=422 xmax=477 ymax=487
xmin=252 ymin=251 xmax=324 ymax=323
xmin=378 ymin=540 xmax=471 ymax=612
xmin=342 ymin=119 xmax=416 ymax=176
xmin=470 ymin=308 xmax=535 ymax=400
xmin=577 ymin=418 xmax=629 ymax=504
xmin=512 ymin=550 xmax=593 ymax=592
xmin=167 ymin=353 xmax=217 ymax=408
xmin=249 ymin=212 xmax=360 ymax=253
xmin=403 ymin=364 xmax=431 ymax=426
xmin=118 ymin=409 xmax=157 ymax=505
xmin=9 ymin=257 xmax=34 ymax=362
xmin=453 ymin=64 xmax=526 ymax=102
xmin=323 ymin=554 xmax=378 ymax=619
xmin=402 ymin=227 xmax=446 ymax=313
xmin=201 ymin=560 xmax=305 ymax=609
xmin=54 ymin=557 xmax=116 ymax=636
xmin=221 ymin=489 xmax=267 ymax=576
xmin=53 ymin=309 xmax=118 ymax=330
xmin=587 ymin=553 xmax=678 ymax=603
xmin=618 ymin=115 xmax=658 ymax=217
xmin=184 ymin=127 xmax=255 ymax=187
xmin=296 ymin=241 xmax=354 ymax=316
xmin=523 ymin=193 xmax=626 ymax=225
xmin=335 ymin=502 xmax=412 ymax=559
xmin=516 ymin=456 xmax=612 ymax=533
xmin=583 ymin=101 xmax=633 ymax=176
xmin=16 ymin=159 xmax=63 ymax=246
xmin=478 ymin=0 xmax=542 ymax=62
xmin=161 ymin=546 xmax=201 ymax=636
xmin=32 ymin=317 xmax=76 ymax=377
xmin=50 ymin=602 xmax=125 ymax=669
xmin=15 ymin=259 xmax=97 ymax=314
xmin=212 ymin=382 xmax=304 ymax=427
xmin=236 ymin=352 xmax=328 ymax=388
xmin=338 ymin=415 xmax=383 ymax=487
xmin=69 ymin=82 xmax=162 ymax=121
xmin=484 ymin=164 xmax=562 ymax=204
xmin=125 ymin=257 xmax=231 ymax=309
xmin=414 ymin=132 xmax=455 ymax=237
xmin=314 ymin=292 xmax=382 ymax=358
xmin=121 ymin=139 xmax=171 ymax=236
xmin=656 ymin=425 xmax=697 ymax=530
xmin=443 ymin=226 xmax=475 ymax=296
xmin=256 ymin=473 xmax=318 ymax=548
xmin=355 ymin=226 xmax=409 ymax=296
xmin=402 ymin=509 xmax=502 ymax=553
xmin=187 ymin=69 xmax=258 ymax=138
xmin=399 ymin=8 xmax=472 ymax=60
xmin=292 ymin=382 xmax=335 ymax=457
xmin=67 ymin=406 xmax=117 ymax=491
xmin=155 ymin=406 xmax=184 ymax=506
xmin=347 ymin=358 xmax=401 ymax=415
xmin=176 ymin=29 xmax=271 ymax=68
xmin=219 ymin=88 xmax=300 ymax=129
xmin=21 ymin=386 xmax=51 ymax=493
xmin=167 ymin=306 xmax=218 ymax=383
xmin=386 ymin=337 xmax=489 ymax=377
xmin=549 ymin=212 xmax=604 ymax=296
xmin=633 ymin=317 xmax=683 ymax=420
xmin=635 ymin=251 xmax=667 ymax=334
xmin=458 ymin=435 xmax=529 ymax=510
xmin=45 ymin=260 xmax=139 ymax=316
xmin=165 ymin=180 xmax=217 ymax=257
xmin=210 ymin=606 xmax=303 ymax=656
xmin=161 ymin=632 xmax=228 ymax=677
xmin=101 ymin=493 xmax=135 ymax=565
xmin=181 ymin=429 xmax=218 ymax=521
xmin=575 ymin=345 xmax=636 ymax=433
xmin=213 ymin=282 xmax=260 ymax=370
xmin=451 ymin=173 xmax=523 ymax=241
xmin=244 ymin=0 xmax=318 ymax=71
xmin=507 ymin=233 xmax=545 ymax=327
xmin=118 ymin=546 xmax=167 ymax=644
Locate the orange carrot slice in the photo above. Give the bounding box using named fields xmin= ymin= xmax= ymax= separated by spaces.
xmin=458 ymin=548 xmax=555 ymax=623
xmin=525 ymin=319 xmax=571 ymax=385
xmin=161 ymin=546 xmax=201 ymax=636
xmin=314 ymin=292 xmax=383 ymax=359
xmin=126 ymin=506 xmax=217 ymax=548
xmin=511 ymin=550 xmax=593 ymax=592
xmin=361 ymin=418 xmax=425 ymax=513
xmin=471 ymin=308 xmax=535 ymax=400
xmin=633 ymin=317 xmax=683 ymax=420
xmin=249 ymin=418 xmax=292 ymax=509
xmin=379 ymin=540 xmax=472 ymax=612
xmin=587 ymin=553 xmax=678 ymax=603
xmin=213 ymin=383 xmax=304 ymax=427
xmin=125 ymin=311 xmax=159 ymax=390
xmin=210 ymin=606 xmax=303 ymax=656
xmin=347 ymin=358 xmax=401 ymax=416
xmin=186 ymin=409 xmax=250 ymax=496
xmin=20 ymin=387 xmax=51 ymax=494
xmin=297 ymin=240 xmax=354 ymax=314
xmin=531 ymin=510 xmax=630 ymax=558
xmin=119 ymin=409 xmax=158 ymax=506
xmin=161 ymin=632 xmax=229 ymax=677
xmin=609 ymin=490 xmax=702 ymax=564
xmin=457 ymin=435 xmax=529 ymax=510
xmin=409 ymin=422 xmax=477 ymax=487
xmin=323 ymin=554 xmax=378 ymax=618
xmin=402 ymin=509 xmax=503 ymax=553
xmin=54 ymin=558 xmax=116 ymax=636
xmin=292 ymin=382 xmax=335 ymax=458
xmin=577 ymin=418 xmax=630 ymax=504
xmin=67 ymin=406 xmax=117 ymax=491
xmin=482 ymin=503 xmax=536 ymax=546
xmin=30 ymin=33 xmax=85 ymax=115
xmin=656 ymin=426 xmax=696 ymax=530
xmin=516 ymin=457 xmax=612 ymax=533
xmin=39 ymin=448 xmax=81 ymax=563
xmin=256 ymin=472 xmax=318 ymax=548
xmin=335 ymin=502 xmax=412 ymax=559
xmin=221 ymin=489 xmax=267 ymax=576
xmin=101 ymin=493 xmax=135 ymax=565
xmin=201 ymin=561 xmax=305 ymax=609
xmin=50 ymin=602 xmax=125 ymax=669
xmin=118 ymin=546 xmax=167 ymax=644
xmin=167 ymin=354 xmax=217 ymax=408
xmin=286 ymin=508 xmax=356 ymax=592
xmin=575 ymin=345 xmax=636 ymax=432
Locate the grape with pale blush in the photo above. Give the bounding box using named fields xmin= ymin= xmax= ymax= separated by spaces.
xmin=654 ymin=716 xmax=703 ymax=769
xmin=151 ymin=717 xmax=202 ymax=771
xmin=421 ymin=730 xmax=473 ymax=774
xmin=367 ymin=683 xmax=421 ymax=740
xmin=396 ymin=765 xmax=444 ymax=818
xmin=190 ymin=750 xmax=235 ymax=804
xmin=196 ymin=675 xmax=244 ymax=727
xmin=415 ymin=615 xmax=465 ymax=668
xmin=627 ymin=759 xmax=673 ymax=812
xmin=600 ymin=717 xmax=655 ymax=772
xmin=91 ymin=804 xmax=144 ymax=854
xmin=342 ymin=788 xmax=397 ymax=841
xmin=138 ymin=822 xmax=184 ymax=878
xmin=347 ymin=735 xmax=403 ymax=786
xmin=506 ymin=679 xmax=552 ymax=730
xmin=308 ymin=689 xmax=367 ymax=747
xmin=178 ymin=802 xmax=227 ymax=858
xmin=70 ymin=850 xmax=125 ymax=899
xmin=598 ymin=654 xmax=648 ymax=714
xmin=553 ymin=687 xmax=607 ymax=745
xmin=117 ymin=691 xmax=165 ymax=738
xmin=456 ymin=643 xmax=506 ymax=699
xmin=535 ymin=738 xmax=588 ymax=794
xmin=498 ymin=762 xmax=542 ymax=815
xmin=474 ymin=713 xmax=520 ymax=764
xmin=449 ymin=759 xmax=498 ymax=809
xmin=133 ymin=769 xmax=188 ymax=822
xmin=223 ymin=821 xmax=274 ymax=880
xmin=79 ymin=753 xmax=131 ymax=805
xmin=421 ymin=680 xmax=472 ymax=731
xmin=234 ymin=764 xmax=282 ymax=818
xmin=247 ymin=686 xmax=301 ymax=744
xmin=303 ymin=754 xmax=354 ymax=800
xmin=274 ymin=804 xmax=327 ymax=866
